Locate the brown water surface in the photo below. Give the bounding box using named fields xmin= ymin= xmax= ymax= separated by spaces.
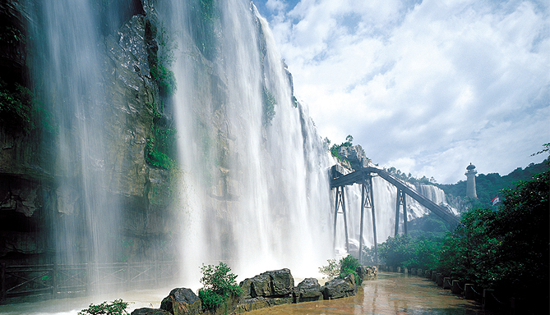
xmin=248 ymin=272 xmax=492 ymax=315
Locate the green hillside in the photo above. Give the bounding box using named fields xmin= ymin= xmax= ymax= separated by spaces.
xmin=437 ymin=158 xmax=549 ymax=205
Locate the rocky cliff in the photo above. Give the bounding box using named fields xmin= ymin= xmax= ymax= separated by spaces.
xmin=0 ymin=1 xmax=176 ymax=264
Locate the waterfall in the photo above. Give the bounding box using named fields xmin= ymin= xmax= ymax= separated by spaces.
xmin=156 ymin=0 xmax=333 ymax=285
xmin=26 ymin=0 xmax=121 ymax=271
xmin=22 ymin=0 xmax=455 ymax=296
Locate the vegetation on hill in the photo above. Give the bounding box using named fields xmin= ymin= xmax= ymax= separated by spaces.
xmin=327 ymin=135 xmax=354 ymax=160
xmin=437 ymin=158 xmax=548 ymax=206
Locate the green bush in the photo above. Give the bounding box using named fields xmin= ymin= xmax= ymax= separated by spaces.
xmin=319 ymin=255 xmax=363 ymax=285
xmin=339 ymin=254 xmax=361 ymax=285
xmin=198 ymin=262 xmax=242 ymax=310
xmin=318 ymin=258 xmax=340 ymax=280
xmin=78 ymin=299 xmax=128 ymax=315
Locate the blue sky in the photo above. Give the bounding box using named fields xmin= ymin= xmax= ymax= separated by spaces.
xmin=252 ymin=0 xmax=549 ymax=184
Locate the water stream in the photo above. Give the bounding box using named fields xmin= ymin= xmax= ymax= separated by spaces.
xmin=247 ymin=273 xmax=492 ymax=315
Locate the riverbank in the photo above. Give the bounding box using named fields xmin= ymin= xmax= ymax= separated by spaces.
xmin=244 ymin=272 xmax=493 ymax=315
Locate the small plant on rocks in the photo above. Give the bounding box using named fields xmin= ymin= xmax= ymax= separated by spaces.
xmin=78 ymin=299 xmax=128 ymax=315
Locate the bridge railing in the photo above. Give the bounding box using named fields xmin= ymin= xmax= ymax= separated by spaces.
xmin=0 ymin=261 xmax=179 ymax=302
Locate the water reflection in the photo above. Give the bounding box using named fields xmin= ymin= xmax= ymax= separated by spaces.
xmin=248 ymin=273 xmax=493 ymax=315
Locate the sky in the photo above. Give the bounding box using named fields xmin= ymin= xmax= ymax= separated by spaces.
xmin=251 ymin=0 xmax=550 ymax=184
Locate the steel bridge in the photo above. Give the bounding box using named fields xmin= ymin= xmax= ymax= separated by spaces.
xmin=330 ymin=166 xmax=460 ymax=264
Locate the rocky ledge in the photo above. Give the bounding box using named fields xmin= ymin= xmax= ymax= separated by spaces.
xmin=132 ymin=266 xmax=377 ymax=315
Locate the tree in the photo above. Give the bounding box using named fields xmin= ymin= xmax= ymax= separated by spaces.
xmin=346 ymin=135 xmax=353 ymax=143
xmin=439 ymin=167 xmax=549 ymax=313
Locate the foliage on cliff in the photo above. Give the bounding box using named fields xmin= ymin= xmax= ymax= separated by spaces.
xmin=0 ymin=81 xmax=55 ymax=134
xmin=145 ymin=19 xmax=176 ymax=97
xmin=262 ymin=87 xmax=276 ymax=126
xmin=328 ymin=135 xmax=354 ymax=160
xmin=190 ymin=0 xmax=219 ymax=60
xmin=145 ymin=108 xmax=178 ymax=170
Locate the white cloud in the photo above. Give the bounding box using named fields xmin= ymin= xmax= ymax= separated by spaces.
xmin=262 ymin=0 xmax=550 ymax=183
xmin=266 ymin=0 xmax=286 ymax=12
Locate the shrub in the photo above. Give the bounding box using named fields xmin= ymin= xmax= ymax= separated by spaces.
xmin=339 ymin=254 xmax=361 ymax=285
xmin=78 ymin=299 xmax=128 ymax=315
xmin=319 ymin=255 xmax=362 ymax=285
xmin=198 ymin=262 xmax=242 ymax=310
xmin=318 ymin=258 xmax=340 ymax=280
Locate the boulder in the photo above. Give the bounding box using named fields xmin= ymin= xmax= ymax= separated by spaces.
xmin=250 ymin=273 xmax=272 ymax=297
xmin=131 ymin=308 xmax=171 ymax=315
xmin=337 ymin=145 xmax=370 ymax=169
xmin=242 ymin=268 xmax=294 ymax=298
xmin=322 ymin=275 xmax=356 ymax=300
xmin=236 ymin=269 xmax=294 ymax=312
xmin=265 ymin=268 xmax=294 ymax=296
xmin=160 ymin=288 xmax=202 ymax=315
xmin=294 ymin=278 xmax=323 ymax=303
xmin=239 ymin=278 xmax=254 ymax=299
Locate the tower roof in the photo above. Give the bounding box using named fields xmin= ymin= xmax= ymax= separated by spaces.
xmin=466 ymin=163 xmax=476 ymax=170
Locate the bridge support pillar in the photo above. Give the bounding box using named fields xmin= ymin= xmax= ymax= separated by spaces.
xmin=369 ymin=176 xmax=378 ymax=266
xmin=394 ymin=189 xmax=408 ymax=236
xmin=332 ymin=186 xmax=349 ymax=253
xmin=359 ymin=176 xmax=378 ymax=265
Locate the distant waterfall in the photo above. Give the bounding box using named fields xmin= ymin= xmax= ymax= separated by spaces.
xmin=335 ymin=176 xmax=456 ymax=255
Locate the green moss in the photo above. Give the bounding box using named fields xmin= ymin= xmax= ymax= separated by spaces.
xmin=190 ymin=0 xmax=219 ymax=60
xmin=0 ymin=81 xmax=56 ymax=134
xmin=145 ymin=19 xmax=176 ymax=97
xmin=145 ymin=113 xmax=178 ymax=170
xmin=262 ymin=87 xmax=276 ymax=126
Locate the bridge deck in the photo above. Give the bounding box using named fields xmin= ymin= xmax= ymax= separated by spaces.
xmin=330 ymin=167 xmax=460 ymax=226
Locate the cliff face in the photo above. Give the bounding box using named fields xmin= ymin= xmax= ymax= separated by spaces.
xmin=0 ymin=0 xmax=333 ymax=273
xmin=0 ymin=2 xmax=175 ymax=264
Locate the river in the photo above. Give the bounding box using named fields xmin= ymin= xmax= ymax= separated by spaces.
xmin=248 ymin=272 xmax=493 ymax=315
xmin=0 ymin=273 xmax=492 ymax=315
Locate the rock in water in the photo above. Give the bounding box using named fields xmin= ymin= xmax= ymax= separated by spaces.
xmin=294 ymin=278 xmax=323 ymax=303
xmin=131 ymin=308 xmax=171 ymax=315
xmin=160 ymin=288 xmax=202 ymax=315
xmin=322 ymin=274 xmax=356 ymax=300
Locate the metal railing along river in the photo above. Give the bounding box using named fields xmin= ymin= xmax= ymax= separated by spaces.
xmin=0 ymin=261 xmax=179 ymax=303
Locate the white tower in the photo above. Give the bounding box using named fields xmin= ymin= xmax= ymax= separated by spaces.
xmin=465 ymin=163 xmax=478 ymax=199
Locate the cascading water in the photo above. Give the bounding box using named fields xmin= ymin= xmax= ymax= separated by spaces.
xmin=335 ymin=173 xmax=458 ymax=256
xmin=157 ymin=0 xmax=333 ymax=285
xmin=26 ymin=0 xmax=120 ymax=271
xmin=17 ymin=0 xmax=454 ymax=305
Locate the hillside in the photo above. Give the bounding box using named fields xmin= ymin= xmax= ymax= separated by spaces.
xmin=437 ymin=159 xmax=549 ymax=206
